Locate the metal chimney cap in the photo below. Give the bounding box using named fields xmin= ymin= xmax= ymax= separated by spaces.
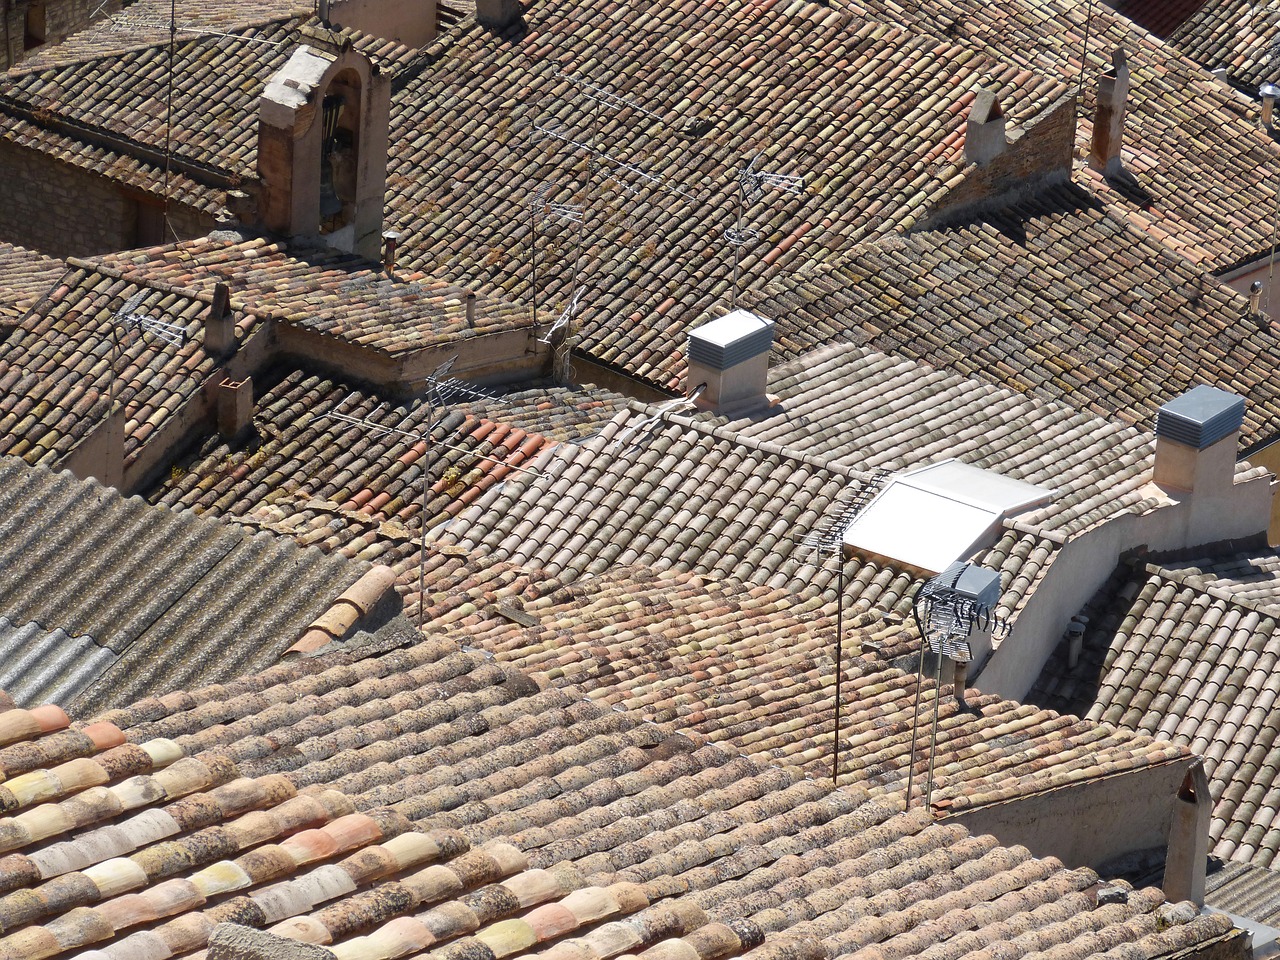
xmin=1156 ymin=385 xmax=1245 ymax=450
xmin=688 ymin=309 xmax=774 ymax=371
xmin=1261 ymin=83 xmax=1280 ymax=98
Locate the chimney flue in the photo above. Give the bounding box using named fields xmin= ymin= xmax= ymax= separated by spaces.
xmin=687 ymin=309 xmax=775 ymax=412
xmin=1153 ymin=385 xmax=1245 ymax=495
xmin=964 ymin=86 xmax=1006 ymax=166
xmin=1262 ymin=84 xmax=1280 ymax=127
xmin=204 ymin=282 xmax=235 ymax=357
xmin=1090 ymin=48 xmax=1131 ymax=177
xmin=466 ymin=291 xmax=476 ymax=325
xmin=1250 ymin=280 xmax=1263 ymax=315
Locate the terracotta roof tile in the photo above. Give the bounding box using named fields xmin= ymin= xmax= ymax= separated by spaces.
xmin=1031 ymin=554 xmax=1280 ymax=867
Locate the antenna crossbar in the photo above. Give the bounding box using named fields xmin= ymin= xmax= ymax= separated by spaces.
xmin=559 ymin=70 xmax=667 ymax=123
xmin=319 ymin=408 xmax=542 ymax=479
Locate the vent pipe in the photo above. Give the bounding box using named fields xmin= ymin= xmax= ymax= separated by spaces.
xmin=1066 ymin=616 xmax=1087 ymax=670
xmin=382 ymin=230 xmax=400 ymax=275
xmin=1250 ymin=280 xmax=1263 ymax=315
xmin=1262 ymin=83 xmax=1280 ymax=127
xmin=466 ymin=291 xmax=476 ymax=325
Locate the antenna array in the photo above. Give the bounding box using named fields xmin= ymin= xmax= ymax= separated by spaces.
xmin=798 ymin=469 xmax=889 ymax=785
xmin=727 ymin=152 xmax=806 ymax=309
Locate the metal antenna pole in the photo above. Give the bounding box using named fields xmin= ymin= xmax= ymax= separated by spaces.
xmin=906 ymin=624 xmax=927 ymax=807
xmin=725 ymin=152 xmax=804 ymax=311
xmin=926 ymin=649 xmax=943 ymax=808
xmin=833 ymin=556 xmax=845 ymax=785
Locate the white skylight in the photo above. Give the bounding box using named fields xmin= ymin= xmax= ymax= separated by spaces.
xmin=842 ymin=460 xmax=1055 ymax=575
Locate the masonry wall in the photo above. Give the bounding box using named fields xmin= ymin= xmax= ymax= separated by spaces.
xmin=979 ymin=468 xmax=1275 ymax=701
xmin=945 ymin=760 xmax=1190 ymax=876
xmin=928 ymin=93 xmax=1077 ymax=224
xmin=2 ymin=0 xmax=119 ymax=69
xmin=0 ymin=140 xmax=214 ymax=257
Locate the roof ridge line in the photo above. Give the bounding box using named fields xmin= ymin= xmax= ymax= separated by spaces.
xmin=1140 ymin=560 xmax=1278 ymax=618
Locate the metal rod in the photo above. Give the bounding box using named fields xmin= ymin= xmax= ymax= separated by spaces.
xmin=418 ymin=396 xmax=433 ymax=628
xmin=926 ymin=650 xmax=943 ymax=809
xmin=832 ymin=556 xmax=844 ymax=786
xmin=906 ymin=614 xmax=928 ymax=807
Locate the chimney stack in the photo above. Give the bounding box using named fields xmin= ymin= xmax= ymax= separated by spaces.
xmin=217 ymin=376 xmax=254 ymax=440
xmin=475 ymin=0 xmax=520 ymax=28
xmin=1152 ymin=385 xmax=1245 ymax=495
xmin=964 ymin=87 xmax=1006 ymax=165
xmin=687 ymin=309 xmax=774 ymax=412
xmin=1262 ymin=83 xmax=1280 ymax=128
xmin=1090 ymin=48 xmax=1130 ymax=176
xmin=204 ymin=282 xmax=235 ymax=357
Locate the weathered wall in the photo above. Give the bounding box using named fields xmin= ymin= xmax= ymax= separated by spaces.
xmin=979 ymin=466 xmax=1275 ymax=701
xmin=0 ymin=140 xmax=215 ymax=257
xmin=318 ymin=0 xmax=435 ymax=48
xmin=2 ymin=0 xmax=119 ymax=69
xmin=928 ymin=92 xmax=1078 ymax=225
xmin=945 ymin=760 xmax=1190 ymax=875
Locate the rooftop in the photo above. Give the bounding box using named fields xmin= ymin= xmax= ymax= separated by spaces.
xmin=739 ymin=184 xmax=1280 ymax=452
xmin=832 ymin=0 xmax=1280 ymax=274
xmin=1030 ymin=554 xmax=1280 ymax=868
xmin=0 ymin=455 xmax=371 ymax=715
xmin=150 ymin=366 xmax=629 ymax=565
xmin=1169 ymin=0 xmax=1280 ymax=92
xmin=0 ymin=617 xmax=1238 ymax=960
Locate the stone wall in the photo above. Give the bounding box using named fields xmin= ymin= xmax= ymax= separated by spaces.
xmin=0 ymin=139 xmax=214 ymax=257
xmin=926 ymin=92 xmax=1078 ymax=226
xmin=3 ymin=0 xmax=120 ymax=68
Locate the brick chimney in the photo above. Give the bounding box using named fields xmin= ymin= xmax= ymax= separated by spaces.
xmin=1090 ymin=48 xmax=1130 ymax=176
xmin=687 ymin=309 xmax=774 ymax=412
xmin=1152 ymin=384 xmax=1244 ymax=495
xmin=217 ymin=376 xmax=254 ymax=440
xmin=965 ymin=87 xmax=1006 ymax=165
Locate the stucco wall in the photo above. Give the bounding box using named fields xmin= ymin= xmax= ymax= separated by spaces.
xmin=945 ymin=760 xmax=1191 ymax=874
xmin=979 ymin=466 xmax=1274 ymax=701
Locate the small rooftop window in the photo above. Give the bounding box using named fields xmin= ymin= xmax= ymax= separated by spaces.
xmin=842 ymin=459 xmax=1054 ymax=575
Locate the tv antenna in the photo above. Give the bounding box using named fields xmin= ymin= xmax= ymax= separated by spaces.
xmin=797 ymin=469 xmax=890 ymax=784
xmin=319 ymin=358 xmax=530 ymax=626
xmin=526 ymin=71 xmax=699 ymax=377
xmin=906 ymin=563 xmax=1011 ymax=807
xmin=608 ymin=384 xmax=705 ymax=452
xmin=104 ymin=289 xmax=190 ymax=477
xmin=727 ymin=151 xmax=805 ymax=309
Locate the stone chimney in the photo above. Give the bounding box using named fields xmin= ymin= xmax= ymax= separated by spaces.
xmin=1152 ymin=384 xmax=1245 ymax=495
xmin=204 ymin=282 xmax=235 ymax=357
xmin=965 ymin=87 xmax=1006 ymax=165
xmin=257 ymin=44 xmax=391 ymax=261
xmin=1090 ymin=48 xmax=1130 ymax=176
xmin=687 ymin=309 xmax=774 ymax=412
xmin=475 ymin=0 xmax=520 ymax=28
